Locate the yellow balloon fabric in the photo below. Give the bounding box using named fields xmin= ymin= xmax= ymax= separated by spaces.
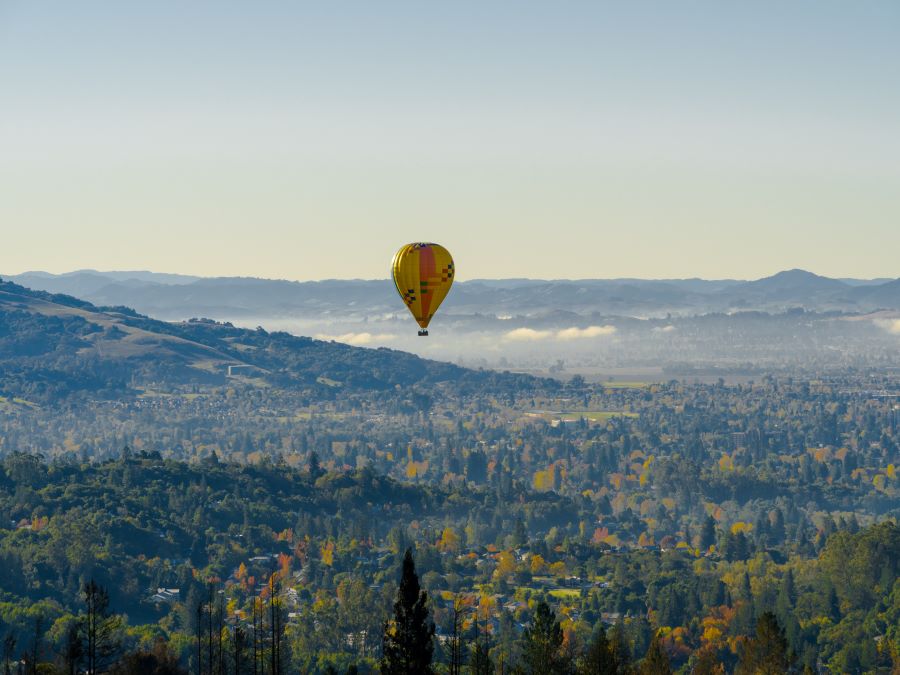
xmin=391 ymin=243 xmax=455 ymax=330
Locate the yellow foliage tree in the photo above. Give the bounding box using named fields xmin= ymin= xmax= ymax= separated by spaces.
xmin=320 ymin=540 xmax=335 ymax=567
xmin=549 ymin=561 xmax=567 ymax=577
xmin=530 ymin=554 xmax=548 ymax=575
xmin=438 ymin=527 xmax=461 ymax=553
xmin=493 ymin=551 xmax=517 ymax=580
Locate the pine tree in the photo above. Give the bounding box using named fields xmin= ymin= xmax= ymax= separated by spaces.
xmin=610 ymin=620 xmax=632 ymax=675
xmin=701 ymin=516 xmax=717 ymax=550
xmin=737 ymin=612 xmax=793 ymax=675
xmin=471 ymin=641 xmax=493 ymax=675
xmin=448 ymin=596 xmax=464 ymax=675
xmin=309 ymin=451 xmax=324 ymax=482
xmin=63 ymin=623 xmax=83 ymax=675
xmin=580 ymin=626 xmax=616 ymax=674
xmin=381 ymin=549 xmax=435 ymax=675
xmin=231 ymin=625 xmax=245 ymax=675
xmin=521 ymin=601 xmax=570 ymax=674
xmin=81 ymin=580 xmax=122 ymax=675
xmin=3 ymin=633 xmax=16 ymax=675
xmin=470 ymin=615 xmax=493 ymax=675
xmin=692 ymin=647 xmax=725 ymax=675
xmin=638 ymin=632 xmax=671 ymax=675
xmin=28 ymin=614 xmax=44 ymax=675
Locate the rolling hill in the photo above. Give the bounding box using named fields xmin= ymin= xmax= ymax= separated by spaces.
xmin=0 ymin=279 xmax=544 ymax=403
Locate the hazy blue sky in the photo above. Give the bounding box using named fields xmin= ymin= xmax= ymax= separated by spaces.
xmin=1 ymin=2 xmax=898 ymax=280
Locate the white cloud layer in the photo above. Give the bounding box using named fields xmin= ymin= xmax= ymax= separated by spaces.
xmin=315 ymin=332 xmax=396 ymax=346
xmin=504 ymin=325 xmax=617 ymax=342
xmin=556 ymin=325 xmax=617 ymax=340
xmin=875 ymin=319 xmax=900 ymax=335
xmin=504 ymin=327 xmax=553 ymax=342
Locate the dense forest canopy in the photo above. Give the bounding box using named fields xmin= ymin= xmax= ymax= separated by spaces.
xmin=1 ymin=280 xmax=899 ymax=672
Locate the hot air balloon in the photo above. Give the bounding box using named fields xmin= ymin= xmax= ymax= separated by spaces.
xmin=391 ymin=243 xmax=454 ymax=336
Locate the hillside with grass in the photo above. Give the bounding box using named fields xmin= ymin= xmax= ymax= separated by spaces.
xmin=0 ymin=279 xmax=547 ymax=404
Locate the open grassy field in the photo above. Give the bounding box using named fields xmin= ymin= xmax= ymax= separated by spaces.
xmin=0 ymin=396 xmax=38 ymax=411
xmin=600 ymin=381 xmax=651 ymax=389
xmin=526 ymin=410 xmax=639 ymax=423
xmin=548 ymin=588 xmax=581 ymax=600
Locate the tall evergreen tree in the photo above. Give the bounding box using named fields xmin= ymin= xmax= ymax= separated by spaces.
xmin=737 ymin=612 xmax=793 ymax=675
xmin=28 ymin=614 xmax=44 ymax=675
xmin=701 ymin=516 xmax=717 ymax=550
xmin=470 ymin=616 xmax=493 ymax=675
xmin=381 ymin=549 xmax=435 ymax=675
xmin=448 ymin=596 xmax=465 ymax=675
xmin=471 ymin=641 xmax=493 ymax=675
xmin=610 ymin=621 xmax=632 ymax=675
xmin=2 ymin=633 xmax=16 ymax=675
xmin=231 ymin=625 xmax=245 ymax=675
xmin=692 ymin=647 xmax=725 ymax=675
xmin=579 ymin=626 xmax=616 ymax=674
xmin=638 ymin=632 xmax=671 ymax=675
xmin=81 ymin=580 xmax=122 ymax=675
xmin=63 ymin=622 xmax=83 ymax=675
xmin=309 ymin=451 xmax=324 ymax=482
xmin=521 ymin=601 xmax=570 ymax=674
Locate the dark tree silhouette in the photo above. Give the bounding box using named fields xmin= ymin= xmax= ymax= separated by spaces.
xmin=701 ymin=515 xmax=717 ymax=550
xmin=2 ymin=632 xmax=16 ymax=675
xmin=81 ymin=579 xmax=122 ymax=674
xmin=692 ymin=648 xmax=725 ymax=675
xmin=381 ymin=549 xmax=435 ymax=675
xmin=109 ymin=639 xmax=186 ymax=674
xmin=638 ymin=632 xmax=671 ymax=675
xmin=470 ymin=618 xmax=493 ymax=675
xmin=737 ymin=612 xmax=793 ymax=675
xmin=252 ymin=597 xmax=263 ymax=675
xmin=232 ymin=625 xmax=246 ymax=675
xmin=447 ymin=597 xmax=464 ymax=675
xmin=309 ymin=451 xmax=324 ymax=482
xmin=609 ymin=621 xmax=632 ymax=675
xmin=521 ymin=601 xmax=569 ymax=674
xmin=580 ymin=626 xmax=616 ymax=674
xmin=267 ymin=573 xmax=286 ymax=675
xmin=28 ymin=614 xmax=45 ymax=675
xmin=63 ymin=622 xmax=83 ymax=675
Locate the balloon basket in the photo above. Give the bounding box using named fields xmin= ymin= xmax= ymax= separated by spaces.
xmin=418 ymin=330 xmax=429 ymax=337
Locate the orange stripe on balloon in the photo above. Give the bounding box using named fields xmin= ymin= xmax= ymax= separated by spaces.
xmin=419 ymin=244 xmax=436 ymax=318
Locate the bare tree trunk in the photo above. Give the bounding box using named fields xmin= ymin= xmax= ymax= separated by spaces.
xmin=29 ymin=615 xmax=43 ymax=675
xmin=196 ymin=601 xmax=203 ymax=675
xmin=216 ymin=596 xmax=224 ymax=675
xmin=233 ymin=625 xmax=245 ymax=675
xmin=252 ymin=599 xmax=259 ymax=675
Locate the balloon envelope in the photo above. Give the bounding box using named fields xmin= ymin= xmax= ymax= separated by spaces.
xmin=391 ymin=243 xmax=454 ymax=330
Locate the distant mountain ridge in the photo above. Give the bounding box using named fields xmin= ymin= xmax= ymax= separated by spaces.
xmin=4 ymin=269 xmax=897 ymax=321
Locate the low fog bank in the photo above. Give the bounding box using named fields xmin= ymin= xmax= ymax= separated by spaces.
xmin=225 ymin=309 xmax=900 ymax=381
xmin=6 ymin=270 xmax=899 ymax=380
